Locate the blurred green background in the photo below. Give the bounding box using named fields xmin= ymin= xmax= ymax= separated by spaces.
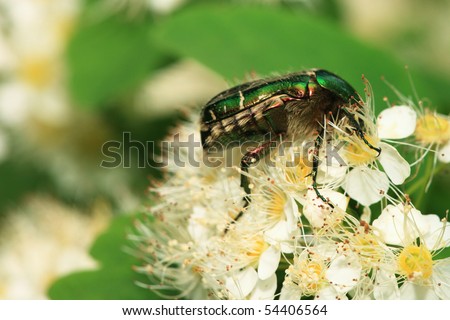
xmin=0 ymin=0 xmax=449 ymax=299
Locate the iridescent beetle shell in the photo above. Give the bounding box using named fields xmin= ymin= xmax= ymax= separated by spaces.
xmin=200 ymin=69 xmax=360 ymax=151
xmin=199 ymin=69 xmax=379 ymax=222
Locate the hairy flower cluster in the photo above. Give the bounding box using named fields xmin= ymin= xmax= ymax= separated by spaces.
xmin=131 ymin=91 xmax=450 ymax=300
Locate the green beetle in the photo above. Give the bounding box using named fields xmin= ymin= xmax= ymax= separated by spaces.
xmin=200 ymin=69 xmax=380 ymax=221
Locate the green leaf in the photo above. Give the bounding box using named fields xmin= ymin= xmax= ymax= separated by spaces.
xmin=434 ymin=246 xmax=450 ymax=261
xmin=0 ymin=160 xmax=53 ymax=216
xmin=48 ymin=214 xmax=157 ymax=299
xmin=67 ymin=15 xmax=161 ymax=107
xmin=421 ymin=169 xmax=450 ymax=220
xmin=153 ymin=4 xmax=450 ymax=111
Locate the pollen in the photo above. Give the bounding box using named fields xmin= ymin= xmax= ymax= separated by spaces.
xmin=344 ymin=135 xmax=379 ymax=166
xmin=398 ymin=245 xmax=433 ymax=281
xmin=263 ymin=187 xmax=287 ymax=221
xmin=243 ymin=235 xmax=268 ymax=263
xmin=350 ymin=231 xmax=385 ymax=268
xmin=415 ymin=112 xmax=450 ymax=145
xmin=283 ymin=156 xmax=312 ymax=186
xmin=289 ymin=258 xmax=326 ymax=296
xmin=201 ymin=169 xmax=219 ymax=184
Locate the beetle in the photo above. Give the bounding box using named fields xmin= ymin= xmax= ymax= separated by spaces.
xmin=200 ymin=69 xmax=380 ymax=222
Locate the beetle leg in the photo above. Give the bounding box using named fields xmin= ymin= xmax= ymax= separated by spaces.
xmin=240 ymin=140 xmax=275 ymax=190
xmin=340 ymin=107 xmax=382 ymax=155
xmin=311 ymin=130 xmax=335 ymax=208
xmin=225 ymin=139 xmax=277 ymax=232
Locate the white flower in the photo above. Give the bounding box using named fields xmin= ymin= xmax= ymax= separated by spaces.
xmin=438 ymin=142 xmax=450 ymax=163
xmin=373 ymin=203 xmax=450 ymax=299
xmin=341 ymin=139 xmax=410 ymax=206
xmin=325 ymin=254 xmax=362 ymax=296
xmin=134 ymin=60 xmax=227 ymax=116
xmin=249 ymin=274 xmax=278 ymax=300
xmin=397 ymin=246 xmax=450 ymax=300
xmin=300 ymin=189 xmax=348 ymax=228
xmin=153 ymin=119 xmax=243 ymax=229
xmin=225 ymin=267 xmax=259 ymax=299
xmin=377 ymin=105 xmax=417 ymax=139
xmin=247 ymin=181 xmax=300 ymax=233
xmin=373 ymin=203 xmax=449 ymax=249
xmin=0 ymin=196 xmax=109 ymax=299
xmin=135 ymin=91 xmax=448 ymax=300
xmin=228 ymin=179 xmax=302 ymax=281
xmin=220 ymin=225 xmax=282 ymax=282
xmin=416 ymin=111 xmax=450 ymax=163
xmin=0 ymin=0 xmax=78 ymax=127
xmin=280 ymin=244 xmax=362 ymax=300
xmin=133 ymin=218 xmax=212 ymax=299
xmin=343 ymin=166 xmax=389 ymax=207
xmin=257 ymin=245 xmax=281 ymax=280
xmin=377 ymin=105 xmax=450 ymax=163
xmin=225 ymin=267 xmax=277 ymax=299
xmin=372 ymin=269 xmax=400 ymax=299
xmin=327 ymin=103 xmax=411 ymax=207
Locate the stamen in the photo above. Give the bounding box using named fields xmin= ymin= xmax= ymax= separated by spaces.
xmin=415 ymin=112 xmax=450 ymax=145
xmin=344 ymin=135 xmax=380 ymax=166
xmin=398 ymin=245 xmax=433 ymax=281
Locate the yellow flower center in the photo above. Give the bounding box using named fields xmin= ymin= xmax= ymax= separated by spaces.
xmin=344 ymin=135 xmax=379 ymax=166
xmin=244 ymin=235 xmax=268 ymax=263
xmin=283 ymin=156 xmax=312 ymax=186
xmin=191 ymin=265 xmax=204 ymax=274
xmin=415 ymin=112 xmax=450 ymax=145
xmin=350 ymin=231 xmax=385 ymax=268
xmin=263 ymin=187 xmax=287 ymax=221
xmin=200 ymin=168 xmax=219 ymax=184
xmin=289 ymin=258 xmax=326 ymax=295
xmin=398 ymin=245 xmax=433 ymax=280
xmin=19 ymin=57 xmax=55 ymax=88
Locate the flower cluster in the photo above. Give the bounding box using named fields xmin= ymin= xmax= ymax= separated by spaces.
xmin=0 ymin=0 xmax=139 ymax=211
xmin=131 ymin=88 xmax=450 ymax=300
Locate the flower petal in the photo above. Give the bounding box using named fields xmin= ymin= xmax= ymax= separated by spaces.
xmin=373 ymin=203 xmax=447 ymax=248
xmin=343 ymin=167 xmax=389 ymax=206
xmin=326 ymin=255 xmax=361 ymax=294
xmin=187 ymin=206 xmax=210 ymax=243
xmin=377 ymin=105 xmax=417 ymax=139
xmin=315 ymin=286 xmax=348 ymax=300
xmin=303 ymin=189 xmax=348 ymax=228
xmin=378 ymin=142 xmax=410 ymax=185
xmin=373 ymin=270 xmax=399 ymax=300
xmin=249 ymin=274 xmax=277 ymax=300
xmin=317 ymin=150 xmax=348 ymax=184
xmin=420 ymin=215 xmax=450 ymax=250
xmin=258 ymin=246 xmax=281 ymax=280
xmin=433 ymin=258 xmax=450 ymax=300
xmin=437 ymin=140 xmax=450 ymax=163
xmin=279 ymin=281 xmax=301 ymax=300
xmin=264 ymin=220 xmax=293 ymax=253
xmin=372 ymin=204 xmax=420 ymax=245
xmin=284 ymin=196 xmax=300 ymax=232
xmin=225 ymin=267 xmax=258 ymax=299
xmin=399 ymin=282 xmax=440 ymax=300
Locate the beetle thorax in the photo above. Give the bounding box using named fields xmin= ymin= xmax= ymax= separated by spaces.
xmin=284 ymin=88 xmax=346 ymax=141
